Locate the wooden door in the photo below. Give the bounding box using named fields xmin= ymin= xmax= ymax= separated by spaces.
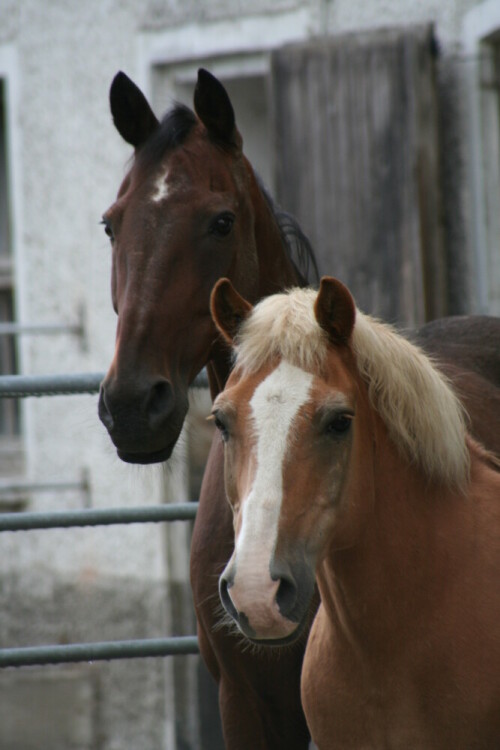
xmin=272 ymin=25 xmax=446 ymax=325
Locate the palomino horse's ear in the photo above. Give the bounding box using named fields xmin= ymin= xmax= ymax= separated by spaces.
xmin=109 ymin=71 xmax=159 ymax=149
xmin=194 ymin=69 xmax=240 ymax=148
xmin=314 ymin=277 xmax=356 ymax=344
xmin=210 ymin=279 xmax=253 ymax=345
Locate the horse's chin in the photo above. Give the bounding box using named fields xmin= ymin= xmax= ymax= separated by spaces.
xmin=116 ymin=438 xmax=177 ymax=465
xmin=248 ymin=629 xmax=303 ymax=649
xmin=243 ymin=612 xmax=310 ymax=649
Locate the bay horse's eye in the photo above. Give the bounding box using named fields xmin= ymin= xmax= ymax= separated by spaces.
xmin=101 ymin=218 xmax=115 ymax=243
xmin=210 ymin=212 xmax=235 ymax=238
xmin=325 ymin=413 xmax=353 ymax=437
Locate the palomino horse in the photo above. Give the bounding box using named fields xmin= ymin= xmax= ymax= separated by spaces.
xmin=210 ymin=277 xmax=500 ymax=749
xmin=99 ymin=70 xmax=500 ymax=748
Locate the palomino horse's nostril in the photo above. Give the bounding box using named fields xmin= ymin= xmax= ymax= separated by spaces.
xmin=219 ymin=574 xmax=258 ymax=639
xmin=219 ymin=573 xmax=240 ymax=623
xmin=275 ymin=575 xmax=299 ymax=621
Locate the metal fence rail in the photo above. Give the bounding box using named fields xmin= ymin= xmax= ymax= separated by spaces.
xmin=0 ymin=372 xmax=104 ymax=397
xmin=0 ymin=371 xmax=203 ymax=668
xmin=0 ymin=637 xmax=200 ymax=668
xmin=0 ymin=370 xmax=208 ymax=398
xmin=0 ymin=502 xmax=198 ymax=531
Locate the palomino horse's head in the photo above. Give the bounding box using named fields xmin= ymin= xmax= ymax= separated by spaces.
xmin=99 ymin=70 xmax=277 ymax=463
xmin=210 ymin=277 xmax=359 ymax=643
xmin=210 ymin=277 xmax=469 ymax=644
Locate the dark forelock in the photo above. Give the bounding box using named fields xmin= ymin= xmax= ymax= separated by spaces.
xmin=135 ymin=103 xmax=197 ymax=169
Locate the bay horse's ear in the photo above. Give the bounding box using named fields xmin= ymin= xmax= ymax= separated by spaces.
xmin=314 ymin=277 xmax=356 ymax=344
xmin=109 ymin=71 xmax=159 ymax=149
xmin=210 ymin=279 xmax=253 ymax=345
xmin=194 ymin=69 xmax=240 ymax=148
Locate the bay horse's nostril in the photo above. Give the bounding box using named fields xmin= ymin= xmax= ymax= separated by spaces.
xmin=98 ymin=386 xmax=114 ymax=431
xmin=146 ymin=378 xmax=174 ymax=421
xmin=97 ymin=372 xmax=186 ymax=461
xmin=98 ymin=376 xmax=175 ymax=437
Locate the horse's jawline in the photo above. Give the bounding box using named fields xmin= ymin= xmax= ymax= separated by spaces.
xmin=116 ymin=443 xmax=175 ymax=464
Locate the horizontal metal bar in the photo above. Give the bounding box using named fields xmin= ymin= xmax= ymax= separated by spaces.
xmin=0 ymin=372 xmax=103 ymax=397
xmin=0 ymin=636 xmax=200 ymax=668
xmin=0 ymin=322 xmax=84 ymax=337
xmin=0 ymin=479 xmax=87 ymax=495
xmin=0 ymin=502 xmax=198 ymax=532
xmin=0 ymin=369 xmax=209 ymax=397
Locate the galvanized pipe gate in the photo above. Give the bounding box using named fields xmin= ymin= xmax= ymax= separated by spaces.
xmin=0 ymin=372 xmax=202 ymax=669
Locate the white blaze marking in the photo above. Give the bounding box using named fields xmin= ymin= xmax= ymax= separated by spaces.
xmin=151 ymin=170 xmax=169 ymax=203
xmin=230 ymin=361 xmax=313 ymax=623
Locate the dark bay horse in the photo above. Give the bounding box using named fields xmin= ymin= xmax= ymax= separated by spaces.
xmin=98 ymin=69 xmax=500 ymax=748
xmin=210 ymin=277 xmax=500 ymax=749
xmin=99 ymin=69 xmax=316 ymax=748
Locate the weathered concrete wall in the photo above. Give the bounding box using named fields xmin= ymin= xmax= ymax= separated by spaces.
xmin=0 ymin=570 xmax=173 ymax=750
xmin=0 ymin=2 xmax=184 ymax=747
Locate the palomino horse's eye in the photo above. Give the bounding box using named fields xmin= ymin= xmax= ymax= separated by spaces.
xmin=213 ymin=413 xmax=230 ymax=443
xmin=210 ymin=212 xmax=235 ymax=238
xmin=325 ymin=414 xmax=353 ymax=437
xmin=100 ymin=218 xmax=115 ymax=243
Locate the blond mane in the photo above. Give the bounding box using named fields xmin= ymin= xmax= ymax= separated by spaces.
xmin=234 ymin=287 xmax=469 ymax=488
xmin=235 ymin=287 xmax=329 ymax=375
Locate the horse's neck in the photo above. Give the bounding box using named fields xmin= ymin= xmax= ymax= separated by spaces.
xmin=208 ymin=183 xmax=300 ymax=399
xmin=256 ymin=213 xmax=300 ymax=297
xmin=317 ymin=429 xmax=469 ymax=652
xmin=246 ymin=164 xmax=302 ymax=296
xmin=206 ymin=348 xmax=232 ymax=400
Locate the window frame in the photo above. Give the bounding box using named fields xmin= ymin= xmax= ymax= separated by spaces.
xmin=0 ymin=44 xmax=25 ymax=476
xmin=463 ymin=0 xmax=500 ymax=314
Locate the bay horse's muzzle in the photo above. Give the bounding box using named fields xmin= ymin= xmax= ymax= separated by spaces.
xmin=98 ymin=374 xmax=187 ymax=463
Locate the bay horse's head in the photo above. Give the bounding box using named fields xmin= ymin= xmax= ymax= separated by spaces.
xmin=210 ymin=277 xmax=469 ymax=644
xmin=99 ymin=70 xmax=294 ymax=463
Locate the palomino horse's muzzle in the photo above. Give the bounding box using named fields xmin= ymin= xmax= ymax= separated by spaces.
xmin=219 ymin=555 xmax=315 ymax=644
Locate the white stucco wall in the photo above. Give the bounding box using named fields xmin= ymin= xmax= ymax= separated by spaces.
xmin=0 ymin=3 xmax=183 ymax=748
xmin=0 ymin=1 xmax=176 ymax=581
